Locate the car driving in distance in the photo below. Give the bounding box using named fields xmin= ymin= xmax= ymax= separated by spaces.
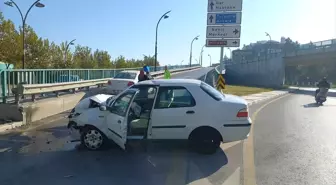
xmin=68 ymin=79 xmax=251 ymax=154
xmin=106 ymin=70 xmax=139 ymax=95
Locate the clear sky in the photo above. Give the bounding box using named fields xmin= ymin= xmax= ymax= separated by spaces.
xmin=1 ymin=0 xmax=335 ymax=67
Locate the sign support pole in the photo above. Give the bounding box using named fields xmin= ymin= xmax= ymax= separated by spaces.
xmin=219 ymin=47 xmax=224 ymax=74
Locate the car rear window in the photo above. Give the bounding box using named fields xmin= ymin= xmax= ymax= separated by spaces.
xmin=200 ymin=82 xmax=224 ymax=101
xmin=114 ymin=72 xmax=137 ymax=79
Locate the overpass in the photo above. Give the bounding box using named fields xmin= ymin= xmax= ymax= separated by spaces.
xmin=224 ymin=39 xmax=336 ymax=87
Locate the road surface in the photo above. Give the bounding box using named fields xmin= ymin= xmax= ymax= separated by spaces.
xmin=1 ymin=79 xmax=335 ymax=184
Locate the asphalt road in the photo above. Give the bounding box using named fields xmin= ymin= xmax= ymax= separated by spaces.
xmin=254 ymin=89 xmax=336 ymax=185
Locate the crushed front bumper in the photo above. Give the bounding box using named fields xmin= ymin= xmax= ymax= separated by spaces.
xmin=67 ymin=121 xmax=81 ymax=141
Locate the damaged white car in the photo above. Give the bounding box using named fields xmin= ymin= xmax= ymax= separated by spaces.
xmin=68 ymin=94 xmax=115 ymax=120
xmin=68 ymin=79 xmax=252 ymax=154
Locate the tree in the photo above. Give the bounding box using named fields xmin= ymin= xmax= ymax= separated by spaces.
xmin=0 ymin=10 xmax=165 ymax=69
xmin=73 ymin=45 xmax=96 ymax=68
xmin=93 ymin=49 xmax=112 ymax=68
xmin=0 ymin=18 xmax=20 ymax=68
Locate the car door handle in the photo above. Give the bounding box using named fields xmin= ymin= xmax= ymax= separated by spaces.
xmin=186 ymin=111 xmax=195 ymax=114
xmin=117 ymin=120 xmax=121 ymax=124
xmin=98 ymin=115 xmax=104 ymax=118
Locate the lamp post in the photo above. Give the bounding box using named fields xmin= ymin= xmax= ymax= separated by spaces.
xmin=208 ymin=54 xmax=212 ymax=67
xmin=180 ymin=60 xmax=184 ymax=66
xmin=265 ymin=32 xmax=272 ymax=59
xmin=199 ymin=44 xmax=205 ymax=66
xmin=4 ymin=0 xmax=45 ymax=69
xmin=227 ymin=48 xmax=232 ymax=59
xmin=64 ymin=39 xmax=76 ymax=63
xmin=189 ymin=35 xmax=199 ymax=67
xmin=154 ymin=10 xmax=171 ymax=72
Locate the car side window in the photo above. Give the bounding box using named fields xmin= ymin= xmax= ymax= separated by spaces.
xmin=109 ymin=91 xmax=135 ymax=116
xmin=154 ymin=87 xmax=196 ymax=109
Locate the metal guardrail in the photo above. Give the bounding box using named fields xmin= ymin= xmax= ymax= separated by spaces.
xmin=0 ymin=64 xmax=199 ymax=103
xmin=8 ymin=66 xmax=201 ymax=103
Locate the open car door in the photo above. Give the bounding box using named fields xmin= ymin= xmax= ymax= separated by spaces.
xmin=105 ymin=89 xmax=138 ymax=150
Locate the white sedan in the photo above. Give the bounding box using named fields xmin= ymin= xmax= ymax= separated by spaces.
xmin=106 ymin=70 xmax=139 ymax=95
xmin=68 ymin=79 xmax=251 ymax=154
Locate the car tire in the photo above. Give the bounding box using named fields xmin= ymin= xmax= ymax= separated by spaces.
xmin=80 ymin=126 xmax=107 ymax=151
xmin=189 ymin=128 xmax=221 ymax=155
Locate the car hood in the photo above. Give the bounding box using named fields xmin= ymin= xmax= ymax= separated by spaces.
xmin=223 ymin=94 xmax=248 ymax=106
xmin=72 ymin=94 xmax=114 ymax=114
xmin=90 ymin=94 xmax=115 ymax=104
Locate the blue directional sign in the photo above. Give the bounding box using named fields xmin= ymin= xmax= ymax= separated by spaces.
xmin=207 ymin=12 xmax=242 ymax=25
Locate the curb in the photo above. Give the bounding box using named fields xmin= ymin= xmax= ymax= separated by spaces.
xmin=0 ymin=121 xmax=24 ymax=133
xmin=246 ymin=88 xmax=298 ymax=106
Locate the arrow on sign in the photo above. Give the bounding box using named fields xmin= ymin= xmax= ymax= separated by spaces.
xmin=209 ymin=15 xmax=214 ymax=23
xmin=233 ymin=41 xmax=238 ymax=45
xmin=233 ymin=29 xmax=239 ymax=35
xmin=210 ymin=2 xmax=214 ymax=10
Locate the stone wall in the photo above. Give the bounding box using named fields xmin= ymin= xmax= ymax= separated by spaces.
xmin=225 ymin=56 xmax=285 ymax=88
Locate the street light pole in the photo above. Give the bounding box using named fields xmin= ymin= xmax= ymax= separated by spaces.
xmin=199 ymin=44 xmax=205 ymax=67
xmin=4 ymin=0 xmax=45 ymax=69
xmin=208 ymin=54 xmax=212 ymax=67
xmin=180 ymin=60 xmax=184 ymax=66
xmin=227 ymin=48 xmax=232 ymax=59
xmin=64 ymin=39 xmax=76 ymax=63
xmin=189 ymin=35 xmax=199 ymax=67
xmin=154 ymin=10 xmax=171 ymax=72
xmin=265 ymin=32 xmax=272 ymax=59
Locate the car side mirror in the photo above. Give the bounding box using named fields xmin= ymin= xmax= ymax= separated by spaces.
xmin=99 ymin=105 xmax=107 ymax=111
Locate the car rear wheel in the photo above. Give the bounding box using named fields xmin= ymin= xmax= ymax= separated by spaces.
xmin=80 ymin=126 xmax=107 ymax=151
xmin=189 ymin=128 xmax=221 ymax=155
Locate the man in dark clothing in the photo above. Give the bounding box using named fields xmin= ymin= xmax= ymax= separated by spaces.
xmin=315 ymin=77 xmax=331 ymax=96
xmin=138 ymin=69 xmax=153 ymax=82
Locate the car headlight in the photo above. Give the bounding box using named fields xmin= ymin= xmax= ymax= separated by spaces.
xmin=69 ymin=112 xmax=81 ymax=118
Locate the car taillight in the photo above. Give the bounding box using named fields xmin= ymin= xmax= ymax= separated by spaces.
xmin=237 ymin=108 xmax=248 ymax=117
xmin=107 ymin=80 xmax=112 ymax=85
xmin=127 ymin=81 xmax=134 ymax=86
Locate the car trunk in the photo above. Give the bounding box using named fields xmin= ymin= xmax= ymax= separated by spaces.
xmin=108 ymin=79 xmax=135 ymax=94
xmin=218 ymin=94 xmax=249 ymax=122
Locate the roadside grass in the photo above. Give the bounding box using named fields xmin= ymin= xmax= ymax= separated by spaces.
xmin=223 ymin=85 xmax=274 ymax=96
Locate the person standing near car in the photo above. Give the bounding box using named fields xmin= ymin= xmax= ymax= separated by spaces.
xmin=164 ymin=65 xmax=171 ymax=79
xmin=143 ymin=65 xmax=153 ymax=80
xmin=138 ymin=69 xmax=147 ymax=82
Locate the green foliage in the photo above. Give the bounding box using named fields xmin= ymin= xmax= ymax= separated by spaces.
xmin=0 ymin=11 xmax=160 ymax=69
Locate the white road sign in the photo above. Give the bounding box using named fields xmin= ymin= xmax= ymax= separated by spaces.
xmin=206 ymin=25 xmax=241 ymax=38
xmin=207 ymin=12 xmax=242 ymax=25
xmin=206 ymin=39 xmax=240 ymax=47
xmin=208 ymin=0 xmax=243 ymax=12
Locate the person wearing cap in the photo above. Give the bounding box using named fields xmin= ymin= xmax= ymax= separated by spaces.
xmin=164 ymin=65 xmax=171 ymax=79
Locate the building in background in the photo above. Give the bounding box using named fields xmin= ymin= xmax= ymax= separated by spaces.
xmin=232 ymin=37 xmax=284 ymax=62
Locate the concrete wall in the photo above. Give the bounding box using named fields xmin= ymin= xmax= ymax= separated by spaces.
xmin=225 ymin=56 xmax=285 ymax=88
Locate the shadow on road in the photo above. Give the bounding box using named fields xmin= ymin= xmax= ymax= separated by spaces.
xmin=303 ymin=103 xmax=319 ymax=108
xmin=0 ymin=123 xmax=241 ymax=185
xmin=290 ymin=88 xmax=336 ymax=97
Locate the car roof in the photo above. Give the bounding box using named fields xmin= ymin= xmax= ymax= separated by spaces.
xmin=137 ymin=79 xmax=202 ymax=86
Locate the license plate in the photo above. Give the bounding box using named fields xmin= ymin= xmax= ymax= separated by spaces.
xmin=320 ymin=97 xmax=326 ymax=100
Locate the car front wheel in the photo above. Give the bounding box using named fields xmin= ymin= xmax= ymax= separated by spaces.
xmin=80 ymin=126 xmax=106 ymax=151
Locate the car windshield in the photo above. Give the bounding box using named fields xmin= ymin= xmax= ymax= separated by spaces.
xmin=114 ymin=72 xmax=137 ymax=79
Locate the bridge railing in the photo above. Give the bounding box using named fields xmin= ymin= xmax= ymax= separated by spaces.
xmin=0 ymin=64 xmax=199 ymax=103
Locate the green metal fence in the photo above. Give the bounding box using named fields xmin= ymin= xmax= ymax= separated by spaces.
xmin=0 ymin=64 xmax=199 ymax=103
